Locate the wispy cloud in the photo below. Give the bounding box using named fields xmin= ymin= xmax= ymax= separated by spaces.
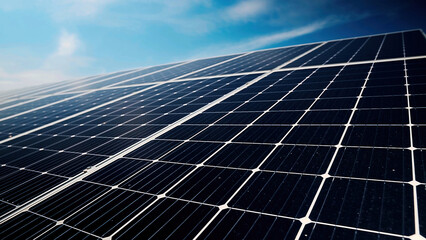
xmin=224 ymin=0 xmax=270 ymax=22
xmin=233 ymin=20 xmax=329 ymax=51
xmin=191 ymin=20 xmax=329 ymax=59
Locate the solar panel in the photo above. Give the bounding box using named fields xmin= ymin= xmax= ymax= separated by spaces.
xmin=0 ymin=29 xmax=425 ymax=240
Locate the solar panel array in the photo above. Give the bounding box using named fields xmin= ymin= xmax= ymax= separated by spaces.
xmin=0 ymin=30 xmax=425 ymax=240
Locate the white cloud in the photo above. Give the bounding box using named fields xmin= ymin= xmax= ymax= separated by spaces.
xmin=55 ymin=30 xmax=80 ymax=56
xmin=224 ymin=0 xmax=270 ymax=21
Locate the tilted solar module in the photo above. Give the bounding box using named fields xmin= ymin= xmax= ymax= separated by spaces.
xmin=0 ymin=29 xmax=425 ymax=240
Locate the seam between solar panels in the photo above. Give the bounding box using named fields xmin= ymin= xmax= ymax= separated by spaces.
xmin=293 ymin=32 xmax=388 ymax=240
xmin=192 ymin=33 xmax=366 ymax=240
xmin=0 ymin=44 xmax=326 ymax=227
xmin=402 ymin=32 xmax=422 ymax=239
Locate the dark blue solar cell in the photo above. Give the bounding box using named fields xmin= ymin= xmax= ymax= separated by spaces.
xmin=230 ymin=172 xmax=321 ymax=217
xmin=286 ymin=90 xmax=323 ymax=100
xmin=321 ymin=88 xmax=361 ymax=98
xmin=330 ymin=147 xmax=412 ymax=181
xmin=168 ymin=166 xmax=251 ymax=204
xmin=300 ymin=223 xmax=407 ymax=240
xmin=418 ymin=185 xmax=426 ymax=238
xmin=89 ymin=139 xmax=139 ymax=155
xmin=65 ymin=137 xmax=110 ymax=153
xmin=413 ymin=126 xmax=426 ymax=148
xmin=352 ymin=109 xmax=408 ymax=124
xmin=404 ymin=30 xmax=426 ymax=57
xmin=205 ymin=102 xmax=242 ymax=112
xmin=300 ymin=110 xmax=351 ymax=124
xmin=414 ymin=151 xmax=426 ymax=183
xmin=199 ymin=209 xmax=301 ymax=240
xmin=160 ymin=141 xmax=223 ymax=164
xmin=283 ymin=126 xmax=344 ymax=145
xmin=124 ymin=140 xmax=182 ymax=160
xmin=205 ymin=143 xmax=274 ymax=168
xmin=84 ymin=158 xmax=150 ymax=185
xmin=120 ymin=162 xmax=194 ymax=194
xmin=343 ymin=126 xmax=410 ymax=148
xmin=183 ymin=112 xmax=227 ymax=124
xmin=234 ymin=126 xmax=291 ymax=143
xmin=272 ymin=99 xmax=315 ymax=110
xmin=255 ymin=111 xmax=304 ymax=124
xmin=157 ymin=125 xmax=206 ymax=140
xmin=191 ymin=126 xmax=245 ymax=142
xmin=363 ymin=85 xmax=406 ymax=97
xmin=312 ymin=98 xmax=357 ymax=110
xmin=122 ymin=125 xmax=164 ymax=138
xmin=216 ymin=112 xmax=262 ymax=124
xmin=377 ymin=33 xmax=403 ymax=59
xmin=310 ymin=178 xmax=414 ymax=235
xmin=261 ymin=145 xmax=335 ymax=174
xmin=410 ymin=94 xmax=426 ymax=108
xmin=358 ymin=95 xmax=408 ymax=109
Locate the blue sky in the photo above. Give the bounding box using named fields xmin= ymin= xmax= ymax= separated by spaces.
xmin=0 ymin=0 xmax=425 ymax=90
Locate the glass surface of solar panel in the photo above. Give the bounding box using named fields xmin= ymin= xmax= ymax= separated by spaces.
xmin=0 ymin=30 xmax=425 ymax=240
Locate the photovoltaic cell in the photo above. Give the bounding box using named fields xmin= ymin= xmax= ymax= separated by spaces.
xmin=0 ymin=29 xmax=425 ymax=240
